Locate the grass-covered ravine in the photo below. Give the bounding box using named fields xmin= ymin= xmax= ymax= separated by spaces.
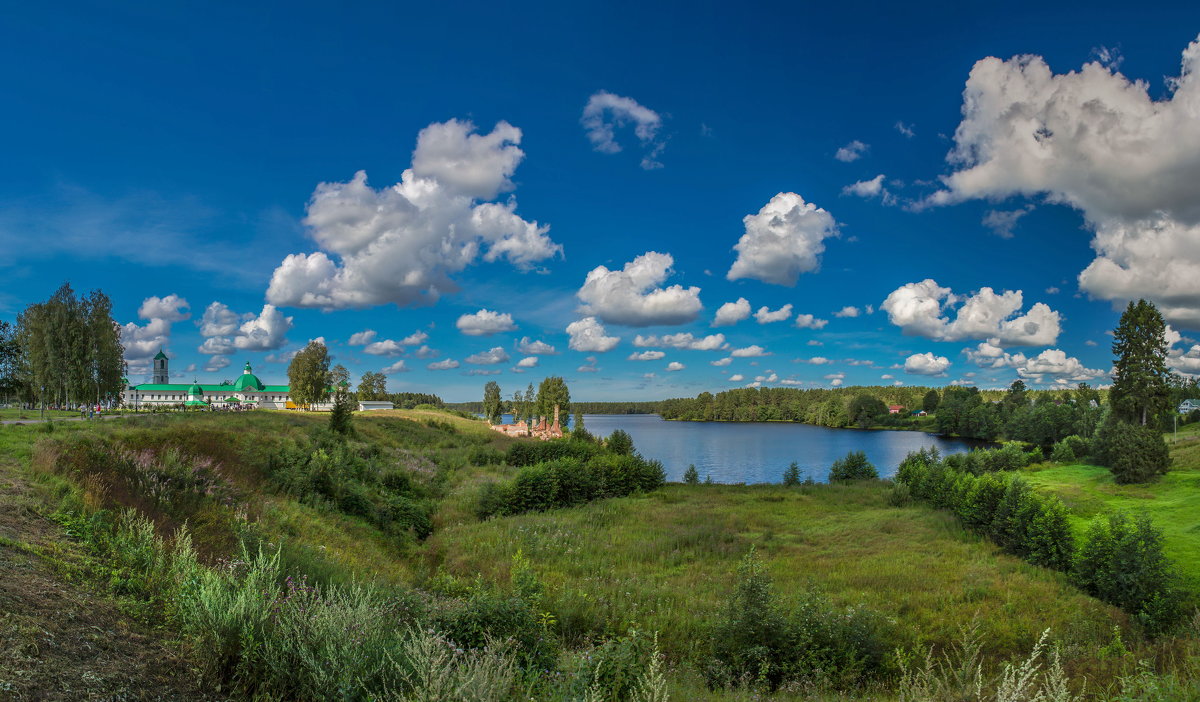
xmin=1 ymin=410 xmax=1198 ymax=700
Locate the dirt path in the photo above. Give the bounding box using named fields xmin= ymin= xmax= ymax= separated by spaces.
xmin=0 ymin=463 xmax=218 ymax=701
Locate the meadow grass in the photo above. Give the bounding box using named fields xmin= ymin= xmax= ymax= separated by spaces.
xmin=1023 ymin=421 xmax=1200 ymax=588
xmin=424 ymin=482 xmax=1126 ymax=669
xmin=0 ymin=408 xmax=79 ymax=420
xmin=5 ymin=409 xmax=1199 ymax=699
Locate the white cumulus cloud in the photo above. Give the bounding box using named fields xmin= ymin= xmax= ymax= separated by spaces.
xmin=465 ymin=347 xmax=510 ymax=365
xmin=577 ymin=251 xmax=702 ymax=327
xmin=713 ymin=297 xmax=751 ymax=327
xmin=754 ymin=303 xmax=793 ymax=324
xmin=428 ymin=359 xmax=460 ymax=370
xmin=881 ymin=279 xmax=1061 ymax=346
xmin=516 ymin=337 xmax=557 ymax=355
xmin=138 ymin=294 xmax=190 ymax=323
xmin=794 ymin=313 xmax=829 ymax=329
xmin=516 ymin=356 xmax=539 ymax=368
xmin=925 ymin=36 xmax=1200 ymax=328
xmin=566 ymin=317 xmax=619 ymax=353
xmin=456 ymin=309 xmax=517 ymax=336
xmin=666 ymin=361 xmax=685 ymax=371
xmin=731 ymin=345 xmax=769 ymax=358
xmin=834 ymin=306 xmax=860 ymax=318
xmin=904 ymin=352 xmax=951 ymax=376
xmin=629 ymin=350 xmax=666 ymax=361
xmin=266 ymin=120 xmax=560 ymax=311
xmin=834 ymin=140 xmax=869 ymax=162
xmin=632 ymin=332 xmax=726 ymax=351
xmin=728 ymin=192 xmax=838 ymax=286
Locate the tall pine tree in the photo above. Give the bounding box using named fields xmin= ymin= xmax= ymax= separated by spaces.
xmin=1109 ymin=299 xmax=1170 ymax=426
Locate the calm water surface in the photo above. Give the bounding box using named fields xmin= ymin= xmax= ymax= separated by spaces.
xmin=568 ymin=414 xmax=983 ymax=484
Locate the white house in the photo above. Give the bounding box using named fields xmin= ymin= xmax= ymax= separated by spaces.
xmin=1179 ymin=399 xmax=1200 ymax=414
xmin=357 ymin=400 xmax=395 ymax=411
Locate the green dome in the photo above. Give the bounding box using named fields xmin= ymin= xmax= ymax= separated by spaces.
xmin=188 ymin=381 xmax=203 ymax=396
xmin=154 ymin=349 xmax=169 ymax=361
xmin=232 ymin=374 xmax=264 ymax=391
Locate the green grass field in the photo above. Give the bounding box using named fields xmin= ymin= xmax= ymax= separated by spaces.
xmin=1023 ymin=421 xmax=1200 ymax=587
xmin=0 ymin=408 xmax=81 ymax=420
xmin=2 ymin=409 xmax=1197 ymax=700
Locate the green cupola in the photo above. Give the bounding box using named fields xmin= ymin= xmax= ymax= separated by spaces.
xmin=232 ymin=362 xmax=265 ymax=391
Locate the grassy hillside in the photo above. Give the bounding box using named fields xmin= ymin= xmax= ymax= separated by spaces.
xmin=1023 ymin=421 xmax=1200 ymax=586
xmin=1 ymin=409 xmax=1197 ymax=700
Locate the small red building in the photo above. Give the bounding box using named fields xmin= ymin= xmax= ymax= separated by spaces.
xmin=888 ymin=404 xmax=903 ymax=414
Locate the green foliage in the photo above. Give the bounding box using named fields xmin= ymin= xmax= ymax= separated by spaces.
xmin=683 ymin=463 xmax=700 ymax=485
xmin=505 ymin=437 xmax=599 ymax=467
xmin=482 ymin=380 xmax=503 ymax=424
xmin=1110 ymin=299 xmax=1171 ymax=426
xmin=848 ymin=393 xmax=888 ymax=428
xmin=356 ymin=370 xmax=388 ymax=401
xmin=1050 ymin=434 xmax=1090 ymax=463
xmin=535 ymin=376 xmax=571 ymax=425
xmin=479 ymin=452 xmax=666 ymax=518
xmin=705 ymin=550 xmax=889 ymax=691
xmin=328 ymin=390 xmax=355 ymax=436
xmin=1094 ymin=417 xmax=1171 ymax=483
xmin=606 ymin=429 xmax=634 ymax=456
xmin=922 ymin=389 xmax=940 ymax=413
xmin=781 ymin=461 xmax=800 ymax=486
xmin=1072 ymin=512 xmax=1184 ymax=635
xmin=828 ymin=450 xmax=877 ymax=481
xmin=287 ymin=340 xmax=332 ymax=408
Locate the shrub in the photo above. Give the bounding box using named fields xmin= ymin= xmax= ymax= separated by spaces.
xmin=1049 ymin=439 xmax=1076 ymax=463
xmin=828 ymin=450 xmax=877 ymax=481
xmin=706 ymin=550 xmax=889 ymax=691
xmin=886 ymin=480 xmax=912 ymax=507
xmin=781 ymin=462 xmax=800 ymax=486
xmin=683 ymin=464 xmax=700 ymax=484
xmin=1073 ymin=512 xmax=1183 ymax=634
xmin=1096 ymin=420 xmax=1171 ymax=483
xmin=467 ymin=446 xmax=504 ymax=466
xmin=606 ymin=429 xmax=635 ymax=456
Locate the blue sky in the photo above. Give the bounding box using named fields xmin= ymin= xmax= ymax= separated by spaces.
xmin=3 ymin=1 xmax=1200 ymax=401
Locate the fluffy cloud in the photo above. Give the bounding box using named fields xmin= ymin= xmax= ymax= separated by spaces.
xmin=1017 ymin=349 xmax=1107 ymax=384
xmin=730 ymin=374 xmax=745 ymax=382
xmin=825 ymin=372 xmax=845 ymax=387
xmin=904 ymin=352 xmax=952 ymax=376
xmin=796 ymin=356 xmax=832 ymax=365
xmin=516 ymin=356 xmax=539 ymax=368
xmin=881 ymin=279 xmax=1061 ymax=346
xmin=730 ymin=345 xmax=769 ymax=358
xmin=964 ymin=340 xmax=1028 ymax=369
xmin=266 ymin=120 xmax=560 ymax=311
xmin=711 ymin=357 xmax=732 ymax=367
xmin=348 ymin=330 xmax=377 ymax=346
xmin=834 ymin=140 xmax=868 ymax=162
xmin=516 ymin=337 xmax=557 ymax=355
xmin=834 ymin=306 xmax=860 ymax=318
xmin=138 ymin=294 xmax=190 ymax=323
xmin=754 ymin=303 xmax=792 ymax=324
xmin=122 ymin=317 xmax=172 ymax=360
xmin=926 ymin=36 xmax=1200 ymax=328
xmin=842 ymin=174 xmax=888 ymax=200
xmin=427 ymin=359 xmax=460 ymax=370
xmin=794 ymin=313 xmax=829 ymax=329
xmin=204 ymin=355 xmax=231 ymax=373
xmin=629 ymin=350 xmax=666 ymax=361
xmin=350 ymin=329 xmax=428 ymax=357
xmin=456 ymin=309 xmax=517 ymax=336
xmin=578 ymin=356 xmax=600 ymax=373
xmin=196 ymin=303 xmax=293 ymax=355
xmin=632 ymin=332 xmax=726 ymax=350
xmin=580 ymin=91 xmax=665 ymax=169
xmin=666 ymin=361 xmax=685 ymax=372
xmin=382 ymin=360 xmax=409 ymax=374
xmin=728 ymin=192 xmax=838 ymax=286
xmin=465 ymin=369 xmax=502 ymax=376
xmin=1165 ymin=325 xmax=1200 ymax=375
xmin=577 ymin=251 xmax=702 ymax=326
xmin=465 ymin=347 xmax=510 ymax=365
xmin=566 ymin=317 xmax=619 ymax=353
xmin=713 ymin=298 xmax=751 ymax=327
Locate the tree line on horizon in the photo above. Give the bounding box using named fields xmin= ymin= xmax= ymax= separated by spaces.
xmin=0 ymin=283 xmax=125 ymax=410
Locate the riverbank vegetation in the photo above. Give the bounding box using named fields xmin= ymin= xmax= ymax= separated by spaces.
xmin=2 ymin=405 xmax=1198 ymax=700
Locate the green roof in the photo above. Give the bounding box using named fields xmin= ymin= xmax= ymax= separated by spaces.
xmin=184 ymin=399 xmax=209 ymax=406
xmin=133 ymin=383 xmax=290 ymax=392
xmin=188 ymin=381 xmax=203 ymax=395
xmin=154 ymin=349 xmax=168 ymax=361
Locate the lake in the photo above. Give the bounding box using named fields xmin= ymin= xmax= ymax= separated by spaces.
xmin=531 ymin=413 xmax=983 ymax=484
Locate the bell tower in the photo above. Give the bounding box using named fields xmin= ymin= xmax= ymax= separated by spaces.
xmin=152 ymin=348 xmax=169 ymax=384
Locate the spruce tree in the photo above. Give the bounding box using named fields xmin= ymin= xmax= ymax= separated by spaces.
xmin=1110 ymin=299 xmax=1170 ymax=426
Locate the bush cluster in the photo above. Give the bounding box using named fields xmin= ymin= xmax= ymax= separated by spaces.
xmin=268 ymin=436 xmax=433 ymax=539
xmin=478 ymin=453 xmax=665 ymax=518
xmin=1092 ymin=418 xmax=1171 ymax=483
xmin=505 ymin=437 xmax=599 ymax=467
xmin=828 ymin=450 xmax=877 ymax=481
xmin=941 ymin=442 xmax=1042 ymax=475
xmin=895 ymin=448 xmax=1184 ymax=634
xmin=705 ymin=551 xmax=890 ymax=691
